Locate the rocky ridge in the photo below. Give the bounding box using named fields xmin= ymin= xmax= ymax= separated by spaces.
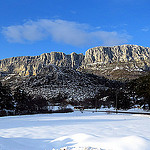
xmin=0 ymin=45 xmax=150 ymax=80
xmin=79 ymin=44 xmax=150 ymax=80
xmin=84 ymin=45 xmax=150 ymax=64
xmin=0 ymin=52 xmax=84 ymax=76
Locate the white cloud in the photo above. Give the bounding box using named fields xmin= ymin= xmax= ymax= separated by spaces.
xmin=2 ymin=21 xmax=47 ymax=43
xmin=91 ymin=31 xmax=130 ymax=46
xmin=141 ymin=27 xmax=149 ymax=32
xmin=2 ymin=19 xmax=131 ymax=46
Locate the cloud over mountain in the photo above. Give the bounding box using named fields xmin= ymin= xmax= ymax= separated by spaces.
xmin=2 ymin=19 xmax=131 ymax=46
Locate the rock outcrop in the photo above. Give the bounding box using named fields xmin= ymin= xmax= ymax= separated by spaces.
xmin=1 ymin=44 xmax=150 ymax=80
xmin=78 ymin=45 xmax=150 ymax=80
xmin=0 ymin=52 xmax=84 ymax=76
xmin=84 ymin=45 xmax=150 ymax=64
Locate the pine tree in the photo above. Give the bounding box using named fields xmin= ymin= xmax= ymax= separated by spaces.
xmin=14 ymin=87 xmax=32 ymax=114
xmin=32 ymin=95 xmax=48 ymax=112
xmin=0 ymin=82 xmax=14 ymax=110
xmin=128 ymin=73 xmax=150 ymax=110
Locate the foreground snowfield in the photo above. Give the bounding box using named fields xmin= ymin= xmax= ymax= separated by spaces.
xmin=0 ymin=111 xmax=150 ymax=150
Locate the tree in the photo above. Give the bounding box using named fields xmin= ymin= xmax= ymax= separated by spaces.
xmin=128 ymin=73 xmax=150 ymax=110
xmin=32 ymin=95 xmax=48 ymax=112
xmin=0 ymin=82 xmax=14 ymax=110
xmin=82 ymin=97 xmax=97 ymax=109
xmin=115 ymin=90 xmax=132 ymax=110
xmin=104 ymin=87 xmax=132 ymax=110
xmin=13 ymin=87 xmax=32 ymax=114
xmin=49 ymin=92 xmax=68 ymax=108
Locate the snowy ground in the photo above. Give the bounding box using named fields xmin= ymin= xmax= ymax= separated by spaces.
xmin=0 ymin=111 xmax=150 ymax=150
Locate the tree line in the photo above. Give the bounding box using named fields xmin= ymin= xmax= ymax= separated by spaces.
xmin=81 ymin=73 xmax=150 ymax=111
xmin=1 ymin=72 xmax=150 ymax=116
xmin=0 ymin=82 xmax=71 ymax=116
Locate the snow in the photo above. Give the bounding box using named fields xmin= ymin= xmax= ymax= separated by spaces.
xmin=113 ymin=66 xmax=120 ymax=71
xmin=0 ymin=111 xmax=150 ymax=150
xmin=111 ymin=65 xmax=143 ymax=72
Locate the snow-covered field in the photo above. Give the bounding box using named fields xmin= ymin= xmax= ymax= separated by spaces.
xmin=0 ymin=111 xmax=150 ymax=150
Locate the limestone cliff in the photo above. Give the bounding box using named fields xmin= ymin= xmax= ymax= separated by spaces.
xmin=79 ymin=45 xmax=150 ymax=80
xmin=1 ymin=44 xmax=150 ymax=80
xmin=84 ymin=45 xmax=150 ymax=64
xmin=0 ymin=52 xmax=84 ymax=76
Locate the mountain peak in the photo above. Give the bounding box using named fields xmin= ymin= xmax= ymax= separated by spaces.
xmin=0 ymin=44 xmax=150 ymax=80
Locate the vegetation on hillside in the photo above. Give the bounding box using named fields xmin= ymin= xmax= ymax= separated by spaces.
xmin=1 ymin=71 xmax=150 ymax=117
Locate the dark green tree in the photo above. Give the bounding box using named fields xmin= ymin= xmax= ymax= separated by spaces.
xmin=0 ymin=82 xmax=14 ymax=110
xmin=13 ymin=87 xmax=32 ymax=114
xmin=105 ymin=88 xmax=132 ymax=110
xmin=128 ymin=73 xmax=150 ymax=110
xmin=32 ymin=95 xmax=48 ymax=112
xmin=115 ymin=90 xmax=132 ymax=110
xmin=49 ymin=92 xmax=68 ymax=108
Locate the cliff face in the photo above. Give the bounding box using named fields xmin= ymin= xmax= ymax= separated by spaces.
xmin=84 ymin=45 xmax=150 ymax=64
xmin=0 ymin=52 xmax=84 ymax=76
xmin=78 ymin=45 xmax=150 ymax=80
xmin=0 ymin=44 xmax=150 ymax=80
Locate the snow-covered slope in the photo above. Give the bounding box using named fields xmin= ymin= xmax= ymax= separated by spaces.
xmin=0 ymin=111 xmax=150 ymax=150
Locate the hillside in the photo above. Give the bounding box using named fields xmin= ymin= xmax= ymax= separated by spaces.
xmin=1 ymin=64 xmax=117 ymax=102
xmin=1 ymin=44 xmax=150 ymax=102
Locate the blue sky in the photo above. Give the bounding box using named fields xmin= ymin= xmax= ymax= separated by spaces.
xmin=0 ymin=0 xmax=150 ymax=59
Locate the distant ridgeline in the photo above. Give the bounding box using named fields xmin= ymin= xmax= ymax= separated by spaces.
xmin=0 ymin=44 xmax=150 ymax=80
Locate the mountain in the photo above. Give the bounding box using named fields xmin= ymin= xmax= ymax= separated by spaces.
xmin=0 ymin=57 xmax=118 ymax=103
xmin=0 ymin=44 xmax=150 ymax=101
xmin=0 ymin=52 xmax=84 ymax=76
xmin=79 ymin=44 xmax=150 ymax=80
xmin=1 ymin=64 xmax=117 ymax=102
xmin=1 ymin=44 xmax=150 ymax=80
